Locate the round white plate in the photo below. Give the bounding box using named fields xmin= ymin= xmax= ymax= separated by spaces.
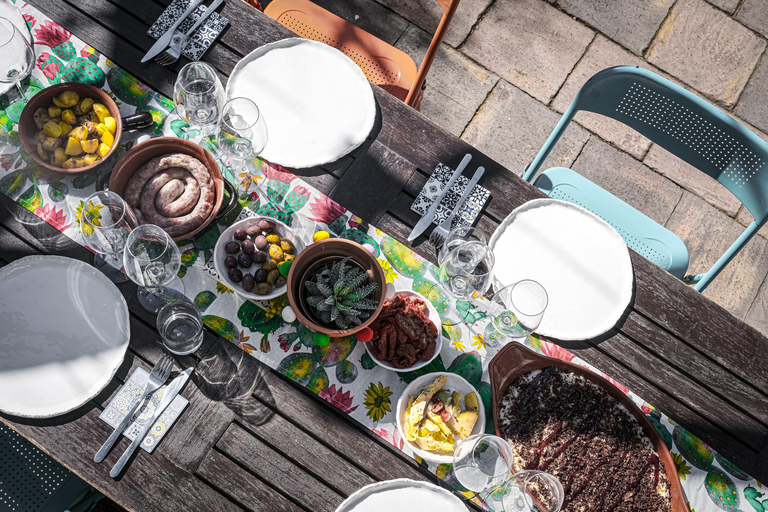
xmin=226 ymin=38 xmax=376 ymax=169
xmin=364 ymin=290 xmax=443 ymax=373
xmin=336 ymin=479 xmax=467 ymax=512
xmin=489 ymin=198 xmax=634 ymax=341
xmin=395 ymin=372 xmax=486 ymax=464
xmin=213 ymin=216 xmax=306 ymax=301
xmin=0 ymin=256 xmax=130 ymax=417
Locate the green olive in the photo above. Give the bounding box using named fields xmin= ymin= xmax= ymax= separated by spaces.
xmin=268 ymin=244 xmax=284 ymax=261
xmin=280 ymin=238 xmax=295 ymax=253
xmin=254 ymin=282 xmax=272 ymax=295
xmin=266 ymin=269 xmax=280 ymax=285
xmin=262 ymin=259 xmax=278 ymax=272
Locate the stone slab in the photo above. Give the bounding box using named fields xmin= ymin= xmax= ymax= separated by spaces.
xmin=374 ymin=0 xmax=494 ymax=48
xmin=745 ymin=273 xmax=768 ymax=336
xmin=461 ymin=80 xmax=590 ymax=175
xmin=461 ymin=0 xmax=594 ymax=103
xmin=570 ymin=137 xmax=683 ymax=225
xmin=736 ymin=206 xmax=768 ymax=240
xmin=734 ymin=52 xmax=768 ymax=136
xmin=706 ymin=0 xmax=741 ymax=13
xmin=643 ymin=143 xmax=742 ymax=217
xmin=646 ymin=0 xmax=766 ymax=107
xmin=395 ymin=24 xmax=498 ymax=136
xmin=311 ymin=0 xmax=409 ymax=45
xmin=665 ymin=191 xmax=768 ymax=320
xmin=735 ymin=0 xmax=768 ymax=38
xmin=558 ymin=0 xmax=675 ymax=54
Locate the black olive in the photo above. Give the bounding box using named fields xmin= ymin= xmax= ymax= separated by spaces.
xmin=225 ymin=241 xmax=240 ymax=254
xmin=241 ymin=273 xmax=255 ymax=291
xmin=241 ymin=239 xmax=255 ymax=255
xmin=233 ymin=228 xmax=247 ymax=241
xmin=254 ymin=268 xmax=267 ymax=283
xmin=238 ymin=253 xmax=252 ymax=268
xmin=224 ymin=255 xmax=237 ymax=269
xmin=228 ymin=267 xmax=243 ymax=283
xmin=251 ymin=250 xmax=267 ymax=264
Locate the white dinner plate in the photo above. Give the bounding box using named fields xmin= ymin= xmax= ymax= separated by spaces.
xmin=0 ymin=0 xmax=33 ymax=97
xmin=489 ymin=198 xmax=634 ymax=341
xmin=0 ymin=256 xmax=130 ymax=417
xmin=226 ymin=37 xmax=376 ymax=169
xmin=335 ymin=479 xmax=467 ymax=512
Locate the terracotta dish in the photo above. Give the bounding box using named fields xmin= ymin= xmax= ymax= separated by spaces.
xmin=109 ymin=137 xmax=235 ymax=241
xmin=488 ymin=342 xmax=687 ymax=512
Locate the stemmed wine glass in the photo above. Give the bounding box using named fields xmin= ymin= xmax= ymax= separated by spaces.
xmin=427 ymin=240 xmax=495 ymax=326
xmin=123 ymin=224 xmax=184 ymax=314
xmin=484 ymin=280 xmax=548 ymax=347
xmin=80 ymin=191 xmax=138 ymax=283
xmin=497 ymin=470 xmax=565 ymax=512
xmin=437 ymin=225 xmax=486 ymax=266
xmin=0 ymin=17 xmax=34 ymax=100
xmin=453 ymin=434 xmax=514 ymax=496
xmin=215 ymin=96 xmax=270 ymax=205
xmin=174 ymin=61 xmax=225 ymax=142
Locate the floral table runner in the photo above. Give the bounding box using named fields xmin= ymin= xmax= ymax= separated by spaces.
xmin=2 ymin=2 xmax=764 ymax=511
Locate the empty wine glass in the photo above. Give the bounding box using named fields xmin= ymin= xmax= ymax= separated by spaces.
xmin=174 ymin=61 xmax=225 ymax=141
xmin=80 ymin=191 xmax=138 ymax=283
xmin=438 ymin=225 xmax=486 ymax=266
xmin=216 ymin=96 xmax=270 ymax=204
xmin=0 ymin=17 xmax=34 ymax=100
xmin=123 ymin=224 xmax=184 ymax=314
xmin=484 ymin=280 xmax=548 ymax=347
xmin=453 ymin=434 xmax=514 ymax=494
xmin=498 ymin=470 xmax=564 ymax=512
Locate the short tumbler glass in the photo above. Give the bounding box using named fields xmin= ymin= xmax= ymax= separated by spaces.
xmin=156 ymin=300 xmax=204 ymax=355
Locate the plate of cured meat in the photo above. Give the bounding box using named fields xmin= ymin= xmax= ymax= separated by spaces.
xmin=364 ymin=291 xmax=442 ymax=372
xmin=109 ymin=137 xmax=237 ymax=241
xmin=489 ymin=342 xmax=687 ymax=512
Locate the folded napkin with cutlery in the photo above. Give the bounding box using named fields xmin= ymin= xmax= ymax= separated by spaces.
xmin=147 ymin=0 xmax=229 ymax=61
xmin=99 ymin=367 xmax=189 ymax=453
xmin=411 ymin=162 xmax=491 ymax=229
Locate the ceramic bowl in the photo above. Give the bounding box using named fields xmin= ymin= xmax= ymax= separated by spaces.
xmin=395 ymin=371 xmax=486 ymax=464
xmin=363 ymin=290 xmax=443 ymax=372
xmin=213 ymin=216 xmax=306 ymax=301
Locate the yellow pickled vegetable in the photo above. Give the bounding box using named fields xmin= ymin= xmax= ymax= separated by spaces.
xmin=58 ymin=121 xmax=72 ymax=137
xmin=69 ymin=126 xmax=89 ymax=141
xmin=61 ymin=158 xmax=75 ymax=169
xmin=100 ymin=129 xmax=114 ymax=147
xmin=64 ymin=137 xmax=83 ymax=156
xmin=61 ymin=109 xmax=77 ymax=125
xmin=57 ymin=90 xmax=79 ymax=108
xmin=76 ymin=97 xmax=93 ymax=114
xmin=92 ymin=103 xmax=109 ymax=122
xmin=42 ymin=120 xmax=63 ymax=138
xmin=97 ymin=143 xmax=111 ymax=158
xmin=48 ymin=106 xmax=61 ymax=118
xmin=52 ymin=96 xmax=66 ymax=108
xmin=83 ymin=154 xmax=99 ymax=166
xmin=103 ymin=116 xmax=116 ymax=134
xmin=81 ymin=139 xmax=98 ymax=154
xmin=52 ymin=147 xmax=66 ymax=165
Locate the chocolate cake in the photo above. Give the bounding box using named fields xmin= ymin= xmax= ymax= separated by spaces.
xmin=499 ymin=366 xmax=671 ymax=512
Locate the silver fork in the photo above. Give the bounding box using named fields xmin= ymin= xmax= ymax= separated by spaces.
xmin=155 ymin=0 xmax=224 ymax=66
xmin=429 ymin=166 xmax=486 ymax=252
xmin=94 ymin=355 xmax=173 ymax=463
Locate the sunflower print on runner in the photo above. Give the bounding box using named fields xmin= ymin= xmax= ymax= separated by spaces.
xmin=363 ymin=381 xmax=393 ymax=422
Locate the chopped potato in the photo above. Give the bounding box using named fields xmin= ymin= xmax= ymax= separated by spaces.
xmin=42 ymin=120 xmax=63 ymax=138
xmin=103 ymin=116 xmax=116 ymax=134
xmin=33 ymin=107 xmax=49 ymax=129
xmin=33 ymin=130 xmax=46 ymax=144
xmin=69 ymin=126 xmax=89 ymax=141
xmin=64 ymin=137 xmax=83 ymax=156
xmin=42 ymin=137 xmax=62 ymax=152
xmin=92 ymin=103 xmax=109 ymax=123
xmin=97 ymin=143 xmax=111 ymax=158
xmin=52 ymin=147 xmax=67 ymax=165
xmin=100 ymin=129 xmax=114 ymax=147
xmin=74 ymin=97 xmax=93 ymax=115
xmin=57 ymin=91 xmax=79 ymax=108
xmin=47 ymin=106 xmax=61 ymax=119
xmin=51 ymin=96 xmax=66 ymax=108
xmin=61 ymin=109 xmax=77 ymax=125
xmin=36 ymin=144 xmax=49 ymax=160
xmin=81 ymin=139 xmax=98 ymax=154
xmin=83 ymin=154 xmax=99 ymax=166
xmin=58 ymin=121 xmax=72 ymax=137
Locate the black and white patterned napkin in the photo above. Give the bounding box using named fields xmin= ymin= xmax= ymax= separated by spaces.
xmin=147 ymin=0 xmax=229 ymax=61
xmin=411 ymin=162 xmax=490 ymax=229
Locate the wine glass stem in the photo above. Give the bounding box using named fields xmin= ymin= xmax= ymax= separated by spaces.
xmin=14 ymin=81 xmax=25 ymax=101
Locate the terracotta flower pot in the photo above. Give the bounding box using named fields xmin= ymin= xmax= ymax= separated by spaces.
xmin=286 ymin=238 xmax=386 ymax=337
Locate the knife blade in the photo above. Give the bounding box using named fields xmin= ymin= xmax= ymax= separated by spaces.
xmin=408 ymin=153 xmax=472 ymax=242
xmin=141 ymin=0 xmax=206 ymax=63
xmin=438 ymin=166 xmax=485 ymax=232
xmin=110 ymin=368 xmax=192 ymax=478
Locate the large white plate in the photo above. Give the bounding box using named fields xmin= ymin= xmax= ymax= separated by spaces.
xmin=489 ymin=198 xmax=633 ymax=341
xmin=336 ymin=479 xmax=467 ymax=512
xmin=227 ymin=38 xmax=376 ymax=169
xmin=0 ymin=256 xmax=130 ymax=417
xmin=0 ymin=0 xmax=33 ymax=96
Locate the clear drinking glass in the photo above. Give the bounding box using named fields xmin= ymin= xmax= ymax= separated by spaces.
xmin=81 ymin=191 xmax=138 ymax=283
xmin=484 ymin=280 xmax=548 ymax=347
xmin=438 ymin=225 xmax=486 ymax=266
xmin=123 ymin=224 xmax=184 ymax=314
xmin=499 ymin=470 xmax=565 ymax=512
xmin=174 ymin=61 xmax=225 ymax=140
xmin=216 ymin=96 xmax=269 ymax=203
xmin=0 ymin=17 xmax=34 ymax=100
xmin=452 ymin=434 xmax=514 ymax=493
xmin=156 ymin=300 xmax=204 ymax=355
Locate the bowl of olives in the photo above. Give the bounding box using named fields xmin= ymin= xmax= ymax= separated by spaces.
xmin=213 ymin=216 xmax=306 ymax=300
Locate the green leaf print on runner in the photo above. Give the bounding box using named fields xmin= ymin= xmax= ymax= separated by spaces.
xmin=673 ymin=425 xmax=714 ymax=471
xmin=745 ymin=486 xmax=768 ymax=512
xmin=705 ymin=467 xmax=740 ymax=511
xmin=716 ymin=454 xmax=751 ymax=480
xmin=0 ymin=170 xmax=27 ymax=196
xmin=106 ymin=67 xmax=153 ymax=108
xmin=277 ymin=353 xmax=315 ymax=384
xmin=194 ymin=291 xmax=216 ymax=312
xmin=203 ymin=315 xmax=239 ymax=342
xmin=381 ymin=236 xmax=427 ymax=279
xmin=238 ymin=301 xmax=283 ymax=342
xmin=18 ymin=185 xmax=42 ymax=213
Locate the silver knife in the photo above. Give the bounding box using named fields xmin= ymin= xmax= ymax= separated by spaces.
xmin=110 ymin=369 xmax=192 ymax=478
xmin=408 ymin=153 xmax=472 ymax=242
xmin=437 ymin=166 xmax=485 ymax=232
xmin=141 ymin=0 xmax=206 ymax=63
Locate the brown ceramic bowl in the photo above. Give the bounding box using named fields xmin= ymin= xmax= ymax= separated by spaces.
xmin=19 ymin=83 xmax=122 ymax=173
xmin=109 ymin=137 xmax=236 ymax=241
xmin=286 ymin=238 xmax=386 ymax=337
xmin=488 ymin=343 xmax=687 ymax=512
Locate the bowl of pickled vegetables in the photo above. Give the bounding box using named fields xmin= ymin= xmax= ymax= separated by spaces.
xmin=19 ymin=83 xmax=121 ymax=173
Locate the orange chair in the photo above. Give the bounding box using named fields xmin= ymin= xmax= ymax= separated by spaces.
xmin=264 ymin=0 xmax=460 ymax=110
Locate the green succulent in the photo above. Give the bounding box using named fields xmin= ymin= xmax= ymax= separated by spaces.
xmin=305 ymin=257 xmax=378 ymax=330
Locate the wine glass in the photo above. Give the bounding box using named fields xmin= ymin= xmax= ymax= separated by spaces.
xmin=80 ymin=191 xmax=138 ymax=283
xmin=216 ymin=97 xmax=270 ymax=205
xmin=428 ymin=240 xmax=495 ymax=326
xmin=498 ymin=470 xmax=565 ymax=512
xmin=0 ymin=17 xmax=34 ymax=100
xmin=123 ymin=224 xmax=184 ymax=314
xmin=174 ymin=61 xmax=225 ymax=141
xmin=453 ymin=434 xmax=514 ymax=494
xmin=437 ymin=225 xmax=486 ymax=266
xmin=484 ymin=280 xmax=548 ymax=347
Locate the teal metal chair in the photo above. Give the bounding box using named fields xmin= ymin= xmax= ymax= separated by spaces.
xmin=522 ymin=66 xmax=768 ymax=292
xmin=0 ymin=423 xmax=103 ymax=512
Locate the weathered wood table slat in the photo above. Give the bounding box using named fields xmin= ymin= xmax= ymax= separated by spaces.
xmin=2 ymin=0 xmax=768 ymax=509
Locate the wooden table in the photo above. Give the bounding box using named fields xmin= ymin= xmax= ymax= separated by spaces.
xmin=2 ymin=0 xmax=768 ymax=509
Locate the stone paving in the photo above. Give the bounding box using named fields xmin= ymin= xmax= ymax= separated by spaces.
xmin=279 ymin=0 xmax=768 ymax=336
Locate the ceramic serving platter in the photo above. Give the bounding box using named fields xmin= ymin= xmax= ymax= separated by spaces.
xmin=226 ymin=38 xmax=376 ymax=169
xmin=489 ymin=198 xmax=634 ymax=341
xmin=0 ymin=256 xmax=130 ymax=418
xmin=335 ymin=479 xmax=467 ymax=512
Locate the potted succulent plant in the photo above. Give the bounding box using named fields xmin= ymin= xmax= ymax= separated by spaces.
xmin=286 ymin=238 xmax=386 ymax=337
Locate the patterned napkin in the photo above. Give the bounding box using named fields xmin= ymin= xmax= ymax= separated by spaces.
xmin=99 ymin=368 xmax=190 ymax=453
xmin=411 ymin=162 xmax=491 ymax=229
xmin=147 ymin=0 xmax=229 ymax=61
